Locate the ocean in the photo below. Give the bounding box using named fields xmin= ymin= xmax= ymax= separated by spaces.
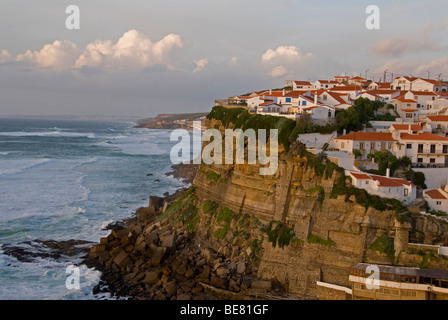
xmin=0 ymin=118 xmax=189 ymax=300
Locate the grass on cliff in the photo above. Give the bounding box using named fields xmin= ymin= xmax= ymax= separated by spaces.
xmin=261 ymin=220 xmax=302 ymax=249
xmin=307 ymin=234 xmax=335 ymax=247
xmin=369 ymin=233 xmax=395 ymax=264
xmin=213 ymin=207 xmax=234 ymax=239
xmin=207 ymin=105 xmax=297 ymax=150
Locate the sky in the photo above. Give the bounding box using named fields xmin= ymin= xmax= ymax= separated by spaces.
xmin=0 ymin=0 xmax=447 ymax=117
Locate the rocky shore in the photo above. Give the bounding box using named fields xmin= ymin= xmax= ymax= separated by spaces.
xmin=82 ymin=184 xmax=283 ymax=300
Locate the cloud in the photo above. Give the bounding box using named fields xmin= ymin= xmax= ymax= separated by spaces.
xmin=416 ymin=57 xmax=448 ymax=75
xmin=16 ymin=40 xmax=81 ymax=71
xmin=3 ymin=30 xmax=189 ymax=73
xmin=0 ymin=49 xmax=13 ymax=63
xmin=228 ymin=57 xmax=238 ymax=66
xmin=371 ymin=36 xmax=441 ymax=58
xmin=192 ymin=58 xmax=209 ymax=73
xmin=260 ymin=45 xmax=316 ymax=78
xmin=261 ymin=45 xmax=314 ymax=64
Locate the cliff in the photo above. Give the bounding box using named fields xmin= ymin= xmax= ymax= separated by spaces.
xmin=84 ymin=107 xmax=448 ymax=300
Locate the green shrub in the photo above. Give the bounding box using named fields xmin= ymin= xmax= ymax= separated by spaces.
xmin=307 ymin=234 xmax=335 ymax=246
xmin=206 ymin=171 xmax=221 ymax=183
xmin=369 ymin=233 xmax=395 ymax=263
xmin=213 ymin=207 xmax=234 ymax=239
xmin=261 ymin=221 xmax=299 ymax=249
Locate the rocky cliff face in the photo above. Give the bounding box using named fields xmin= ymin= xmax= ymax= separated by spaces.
xmin=85 ymin=117 xmax=448 ymax=300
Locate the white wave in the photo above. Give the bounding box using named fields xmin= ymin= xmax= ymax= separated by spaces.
xmin=0 ymin=158 xmax=51 ymax=177
xmin=0 ymin=131 xmax=96 ymax=138
xmin=0 ymin=152 xmax=9 ymax=155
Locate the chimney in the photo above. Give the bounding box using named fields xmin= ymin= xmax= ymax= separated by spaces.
xmin=314 ymin=93 xmax=318 ymax=105
xmin=386 ymin=168 xmax=390 ymax=178
xmin=343 ymin=128 xmax=347 ymax=136
xmin=283 ymin=89 xmax=285 ymax=96
xmin=269 ymin=89 xmax=272 ymax=94
xmin=408 ymin=124 xmax=412 ymax=134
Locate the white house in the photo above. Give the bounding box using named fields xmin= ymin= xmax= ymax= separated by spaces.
xmin=301 ymin=105 xmax=335 ymax=122
xmin=404 ymin=91 xmax=438 ymax=110
xmin=424 ymin=184 xmax=448 ymax=214
xmin=394 ymin=132 xmax=448 ymax=167
xmin=318 ymin=91 xmax=351 ymax=109
xmin=368 ymin=82 xmax=392 ymax=90
xmin=426 ymin=98 xmax=448 ymax=114
xmin=333 ymin=75 xmax=350 ymax=83
xmin=257 ymin=102 xmax=282 ymax=114
xmin=425 ymin=115 xmax=448 ymax=137
xmin=347 ymin=170 xmax=417 ymax=205
xmin=314 ymin=80 xmax=339 ymax=90
xmin=348 ymin=76 xmax=367 ymax=86
xmin=393 ymin=95 xmax=419 ymax=122
xmin=331 ymin=132 xmax=397 ymax=156
xmin=411 ymin=78 xmax=448 ymax=93
xmin=293 ymin=81 xmax=313 ymax=90
xmin=391 ymin=76 xmax=419 ymax=91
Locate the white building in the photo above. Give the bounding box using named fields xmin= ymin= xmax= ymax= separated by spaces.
xmin=347 ymin=170 xmax=417 ymax=205
xmin=394 ymin=132 xmax=448 ymax=167
xmin=314 ymin=80 xmax=339 ymax=90
xmin=293 ymin=81 xmax=313 ymax=90
xmin=424 ymin=184 xmax=448 ymax=214
xmin=425 ymin=115 xmax=448 ymax=137
xmin=331 ymin=132 xmax=396 ymax=156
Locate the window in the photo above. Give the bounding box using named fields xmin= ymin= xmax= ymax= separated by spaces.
xmin=388 ymin=143 xmax=392 ymax=149
xmin=443 ymin=145 xmax=448 ymax=154
xmin=418 ymin=158 xmax=423 ymax=163
xmin=323 ymin=95 xmax=327 ymax=101
xmin=328 ymin=111 xmax=332 ymax=118
xmin=418 ymin=144 xmax=424 ymax=153
xmin=285 ymin=98 xmax=291 ymax=103
xmin=404 ymin=189 xmax=408 ymax=196
xmin=365 ymin=181 xmax=369 ymax=185
xmin=431 ymin=145 xmax=436 ymax=153
xmin=437 ymin=201 xmax=442 ymax=206
xmin=406 ymin=113 xmax=414 ymax=118
xmin=302 ymin=101 xmax=307 ymax=106
xmin=406 ymin=144 xmax=412 ymax=149
xmin=341 ymin=142 xmax=345 ymax=148
xmin=430 ymin=158 xmax=435 ymax=163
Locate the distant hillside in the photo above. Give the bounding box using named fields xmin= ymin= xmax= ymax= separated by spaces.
xmin=135 ymin=112 xmax=208 ymax=129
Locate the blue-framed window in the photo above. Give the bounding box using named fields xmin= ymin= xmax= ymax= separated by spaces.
xmin=285 ymin=98 xmax=291 ymax=103
xmin=302 ymin=101 xmax=307 ymax=106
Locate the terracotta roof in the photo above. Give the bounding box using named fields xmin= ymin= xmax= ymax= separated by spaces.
xmin=391 ymin=124 xmax=423 ymax=131
xmin=372 ymin=175 xmax=413 ymax=187
xmin=336 ymin=132 xmax=396 ymax=141
xmin=321 ymin=91 xmax=346 ymax=105
xmin=329 ymin=85 xmax=363 ymax=91
xmin=400 ymin=132 xmax=448 ymax=141
xmin=264 ymin=91 xmax=286 ymax=97
xmin=425 ymin=189 xmax=447 ymax=200
xmin=349 ymin=76 xmax=366 ymax=80
xmin=401 ymin=109 xmax=418 ymax=112
xmin=293 ymin=81 xmax=312 ymax=86
xmin=427 ymin=115 xmax=448 ymax=122
xmin=259 ymin=102 xmax=280 ymax=106
xmin=366 ymin=89 xmax=399 ymax=95
xmin=302 ymin=106 xmax=319 ymax=110
xmin=395 ymin=97 xmax=417 ymax=103
xmin=349 ymin=172 xmax=372 ymax=180
xmin=283 ymin=90 xmax=311 ymax=98
xmin=410 ymin=91 xmax=438 ymax=96
xmin=316 ymin=80 xmax=339 ymax=84
xmin=417 ymin=78 xmax=443 ymax=86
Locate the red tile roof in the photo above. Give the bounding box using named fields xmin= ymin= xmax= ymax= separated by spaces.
xmin=336 ymin=132 xmax=396 ymax=141
xmin=370 ymin=175 xmax=413 ymax=187
xmin=425 ymin=189 xmax=447 ymax=200
xmin=349 ymin=172 xmax=372 ymax=180
xmin=410 ymin=91 xmax=438 ymax=96
xmin=293 ymin=81 xmax=312 ymax=86
xmin=329 ymin=85 xmax=363 ymax=91
xmin=400 ymin=132 xmax=448 ymax=141
xmin=283 ymin=90 xmax=311 ymax=98
xmin=401 ymin=109 xmax=418 ymax=112
xmin=264 ymin=91 xmax=286 ymax=97
xmin=427 ymin=115 xmax=448 ymax=122
xmin=391 ymin=124 xmax=423 ymax=131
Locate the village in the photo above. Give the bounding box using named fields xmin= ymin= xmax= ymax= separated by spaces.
xmin=216 ymin=74 xmax=448 ymax=217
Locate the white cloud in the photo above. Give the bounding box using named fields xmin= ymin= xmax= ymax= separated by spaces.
xmin=261 ymin=45 xmax=314 ymax=64
xmin=416 ymin=57 xmax=448 ymax=75
xmin=268 ymin=65 xmax=287 ymax=78
xmin=16 ymin=40 xmax=81 ymax=71
xmin=3 ymin=30 xmax=188 ymax=73
xmin=261 ymin=45 xmax=316 ymax=78
xmin=0 ymin=49 xmax=13 ymax=63
xmin=371 ymin=36 xmax=441 ymax=58
xmin=228 ymin=57 xmax=239 ymax=65
xmin=192 ymin=58 xmax=209 ymax=73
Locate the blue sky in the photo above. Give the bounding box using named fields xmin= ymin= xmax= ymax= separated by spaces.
xmin=0 ymin=0 xmax=447 ymax=117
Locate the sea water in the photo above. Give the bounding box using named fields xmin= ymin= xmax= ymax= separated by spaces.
xmin=0 ymin=118 xmax=190 ymax=300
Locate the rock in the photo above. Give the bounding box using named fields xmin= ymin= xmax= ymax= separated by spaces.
xmin=210 ymin=275 xmax=228 ymax=289
xmin=236 ymin=262 xmax=246 ymax=274
xmin=142 ymin=270 xmax=161 ymax=285
xmin=161 ymin=233 xmax=176 ymax=249
xmin=177 ymin=294 xmax=191 ymax=300
xmin=113 ymin=250 xmax=130 ymax=269
xmin=185 ymin=268 xmax=194 ymax=278
xmin=251 ymin=280 xmax=271 ymax=291
xmin=216 ymin=267 xmax=230 ymax=278
xmin=165 ymin=281 xmax=178 ymax=296
xmin=150 ymin=245 xmax=166 ymax=266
